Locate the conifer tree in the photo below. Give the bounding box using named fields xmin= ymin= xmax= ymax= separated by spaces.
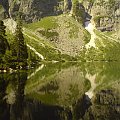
xmin=11 ymin=17 xmax=28 ymax=65
xmin=0 ymin=20 xmax=9 ymax=62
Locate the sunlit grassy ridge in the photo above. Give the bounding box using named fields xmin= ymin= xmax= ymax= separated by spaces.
xmin=26 ymin=16 xmax=58 ymax=30
xmin=25 ymin=15 xmax=90 ymax=57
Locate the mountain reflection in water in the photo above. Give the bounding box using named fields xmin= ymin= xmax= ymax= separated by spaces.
xmin=0 ymin=62 xmax=120 ymax=120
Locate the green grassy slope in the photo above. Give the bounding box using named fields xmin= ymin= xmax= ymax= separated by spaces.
xmin=25 ymin=15 xmax=90 ymax=57
xmin=5 ymin=15 xmax=90 ymax=62
xmin=83 ymin=29 xmax=120 ymax=61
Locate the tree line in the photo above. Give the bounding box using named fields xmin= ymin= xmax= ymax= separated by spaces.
xmin=0 ymin=19 xmax=28 ymax=70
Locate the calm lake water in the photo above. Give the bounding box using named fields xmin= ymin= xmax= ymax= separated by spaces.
xmin=0 ymin=62 xmax=120 ymax=120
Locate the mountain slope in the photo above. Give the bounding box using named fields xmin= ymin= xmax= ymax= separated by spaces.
xmin=4 ymin=15 xmax=90 ymax=61
xmin=25 ymin=15 xmax=90 ymax=57
xmin=1 ymin=0 xmax=120 ymax=62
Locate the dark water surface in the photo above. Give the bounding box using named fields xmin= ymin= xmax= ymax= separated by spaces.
xmin=0 ymin=62 xmax=120 ymax=120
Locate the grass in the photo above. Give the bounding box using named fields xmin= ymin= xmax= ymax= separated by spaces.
xmin=24 ymin=15 xmax=91 ymax=58
xmin=24 ymin=35 xmax=61 ymax=61
xmin=24 ymin=33 xmax=76 ymax=61
xmin=37 ymin=29 xmax=59 ymax=39
xmin=5 ymin=14 xmax=91 ymax=61
xmin=48 ymin=24 xmax=119 ymax=61
xmin=26 ymin=16 xmax=58 ymax=31
xmin=84 ymin=29 xmax=120 ymax=61
xmin=23 ymin=28 xmax=55 ymax=48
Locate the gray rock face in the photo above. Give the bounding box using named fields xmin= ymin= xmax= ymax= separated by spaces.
xmin=0 ymin=0 xmax=64 ymax=22
xmin=0 ymin=0 xmax=70 ymax=23
xmin=9 ymin=0 xmax=59 ymax=22
xmin=83 ymin=0 xmax=120 ymax=31
xmin=0 ymin=0 xmax=119 ymax=31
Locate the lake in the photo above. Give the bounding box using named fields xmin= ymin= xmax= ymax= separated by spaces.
xmin=0 ymin=62 xmax=120 ymax=120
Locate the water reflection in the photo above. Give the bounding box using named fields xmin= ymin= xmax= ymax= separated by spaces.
xmin=10 ymin=71 xmax=27 ymax=120
xmin=85 ymin=73 xmax=97 ymax=99
xmin=0 ymin=62 xmax=120 ymax=120
xmin=0 ymin=74 xmax=9 ymax=120
xmin=25 ymin=63 xmax=89 ymax=106
xmin=84 ymin=89 xmax=120 ymax=120
xmin=0 ymin=71 xmax=27 ymax=120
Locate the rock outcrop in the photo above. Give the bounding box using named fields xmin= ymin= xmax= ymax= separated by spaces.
xmin=0 ymin=0 xmax=72 ymax=22
xmin=0 ymin=0 xmax=60 ymax=22
xmin=0 ymin=0 xmax=119 ymax=30
xmin=9 ymin=0 xmax=59 ymax=22
xmin=83 ymin=0 xmax=120 ymax=31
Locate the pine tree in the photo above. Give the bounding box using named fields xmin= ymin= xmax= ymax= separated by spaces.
xmin=0 ymin=20 xmax=9 ymax=63
xmin=0 ymin=20 xmax=6 ymax=55
xmin=11 ymin=17 xmax=28 ymax=67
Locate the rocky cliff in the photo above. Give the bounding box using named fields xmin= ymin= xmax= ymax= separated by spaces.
xmin=9 ymin=0 xmax=59 ymax=22
xmin=0 ymin=0 xmax=119 ymax=31
xmin=83 ymin=0 xmax=120 ymax=31
xmin=0 ymin=0 xmax=72 ymax=23
xmin=0 ymin=0 xmax=65 ymax=22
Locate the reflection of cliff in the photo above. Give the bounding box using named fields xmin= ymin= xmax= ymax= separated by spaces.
xmin=18 ymin=94 xmax=91 ymax=120
xmin=85 ymin=73 xmax=97 ymax=99
xmin=72 ymin=95 xmax=91 ymax=120
xmin=83 ymin=89 xmax=120 ymax=120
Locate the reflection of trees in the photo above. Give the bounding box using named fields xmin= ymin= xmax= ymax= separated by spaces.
xmin=0 ymin=74 xmax=9 ymax=120
xmin=0 ymin=71 xmax=27 ymax=120
xmin=18 ymin=99 xmax=73 ymax=120
xmin=10 ymin=71 xmax=27 ymax=120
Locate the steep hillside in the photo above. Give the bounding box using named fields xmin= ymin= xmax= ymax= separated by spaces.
xmin=25 ymin=15 xmax=90 ymax=57
xmin=4 ymin=15 xmax=90 ymax=62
